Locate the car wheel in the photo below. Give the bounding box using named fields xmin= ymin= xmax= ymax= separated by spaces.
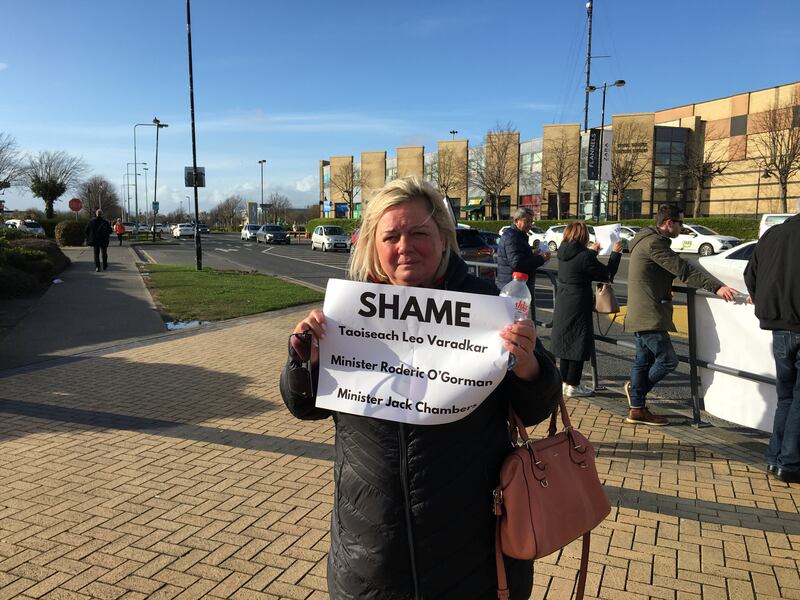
xmin=548 ymin=241 xmax=558 ymax=252
xmin=699 ymin=243 xmax=714 ymax=257
xmin=311 ymin=243 xmax=315 ymax=251
xmin=322 ymin=245 xmax=327 ymax=252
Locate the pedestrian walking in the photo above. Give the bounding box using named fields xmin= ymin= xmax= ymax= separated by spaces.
xmin=551 ymin=222 xmax=623 ymax=397
xmin=495 ymin=207 xmax=551 ymax=318
xmin=113 ymin=218 xmax=125 ymax=246
xmin=744 ymin=213 xmax=800 ymax=484
xmin=624 ymin=204 xmax=739 ymax=425
xmin=281 ymin=177 xmax=561 ymax=599
xmin=85 ymin=209 xmax=112 ymax=272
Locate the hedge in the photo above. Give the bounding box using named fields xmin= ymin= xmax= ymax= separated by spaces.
xmin=0 ymin=236 xmax=71 ymax=298
xmin=55 ymin=221 xmax=86 ymax=246
xmin=305 ymin=217 xmax=759 ymax=241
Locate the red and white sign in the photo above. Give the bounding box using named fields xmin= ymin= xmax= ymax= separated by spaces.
xmin=68 ymin=198 xmax=82 ymax=212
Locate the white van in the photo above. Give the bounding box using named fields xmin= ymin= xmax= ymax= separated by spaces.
xmin=758 ymin=213 xmax=795 ymax=238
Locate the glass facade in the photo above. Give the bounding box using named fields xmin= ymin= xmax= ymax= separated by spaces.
xmin=652 ymin=126 xmax=689 ymax=213
xmin=385 ymin=157 xmax=397 ymax=183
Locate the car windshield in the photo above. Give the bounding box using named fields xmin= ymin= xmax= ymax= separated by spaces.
xmin=24 ymin=221 xmax=41 ymax=227
xmin=246 ymin=225 xmax=259 ymax=231
xmin=690 ymin=225 xmax=718 ymax=236
xmin=262 ymin=225 xmax=281 ymax=231
xmin=456 ymin=229 xmax=486 ymax=248
xmin=765 ymin=216 xmax=789 ymax=225
xmin=323 ymin=226 xmax=345 ymax=235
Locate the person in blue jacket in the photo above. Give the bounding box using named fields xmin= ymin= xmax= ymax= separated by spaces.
xmin=495 ymin=207 xmax=551 ymax=316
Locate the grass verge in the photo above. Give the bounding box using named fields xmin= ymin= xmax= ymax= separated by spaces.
xmin=141 ymin=263 xmax=323 ymax=321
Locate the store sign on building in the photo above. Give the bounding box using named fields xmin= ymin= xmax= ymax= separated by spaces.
xmin=588 ymin=129 xmax=613 ymax=181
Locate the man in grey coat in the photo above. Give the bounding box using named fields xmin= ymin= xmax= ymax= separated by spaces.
xmin=624 ymin=204 xmax=739 ymax=425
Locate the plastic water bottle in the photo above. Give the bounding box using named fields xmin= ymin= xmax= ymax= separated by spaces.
xmin=499 ymin=272 xmax=531 ymax=368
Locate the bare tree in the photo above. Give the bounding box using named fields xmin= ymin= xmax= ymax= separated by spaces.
xmin=469 ymin=123 xmax=519 ymax=220
xmin=542 ymin=130 xmax=579 ymax=220
xmin=431 ymin=147 xmax=466 ymax=204
xmin=329 ymin=163 xmax=361 ymax=217
xmin=682 ymin=129 xmax=731 ymax=217
xmin=77 ymin=175 xmax=121 ymax=218
xmin=265 ymin=192 xmax=292 ymax=223
xmin=749 ymin=90 xmax=800 ymax=213
xmin=23 ymin=150 xmax=87 ymax=218
xmin=0 ymin=133 xmax=25 ymax=192
xmin=610 ymin=122 xmax=652 ymax=220
xmin=210 ymin=194 xmax=245 ymax=230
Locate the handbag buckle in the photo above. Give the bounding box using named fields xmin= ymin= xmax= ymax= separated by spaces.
xmin=493 ymin=489 xmax=504 ymax=515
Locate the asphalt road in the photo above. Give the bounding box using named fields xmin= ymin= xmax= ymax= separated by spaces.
xmin=140 ymin=234 xmax=703 ymax=414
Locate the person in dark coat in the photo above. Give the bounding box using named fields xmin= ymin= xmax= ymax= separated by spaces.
xmin=85 ymin=209 xmax=112 ymax=272
xmin=280 ymin=177 xmax=561 ymax=600
xmin=550 ymin=222 xmax=622 ymax=398
xmin=495 ymin=207 xmax=551 ymax=316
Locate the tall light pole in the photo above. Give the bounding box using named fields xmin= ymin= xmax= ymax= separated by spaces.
xmin=449 ymin=130 xmax=458 ymax=140
xmin=151 ymin=118 xmax=168 ymax=241
xmin=586 ymin=79 xmax=625 ymax=221
xmin=143 ymin=167 xmax=150 ymax=235
xmin=186 ymin=0 xmax=203 ymax=270
xmin=126 ymin=162 xmax=143 ymax=224
xmin=258 ymin=159 xmax=266 ymax=225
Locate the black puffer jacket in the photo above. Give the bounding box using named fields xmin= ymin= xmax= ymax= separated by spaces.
xmin=550 ymin=241 xmax=621 ymax=361
xmin=495 ymin=227 xmax=546 ymax=294
xmin=280 ymin=253 xmax=561 ymax=600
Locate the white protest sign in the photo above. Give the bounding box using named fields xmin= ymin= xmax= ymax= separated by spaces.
xmin=316 ymin=279 xmax=514 ymax=425
xmin=593 ymin=224 xmax=621 ymax=256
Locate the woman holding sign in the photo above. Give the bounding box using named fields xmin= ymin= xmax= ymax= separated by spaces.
xmin=280 ymin=177 xmax=561 ymax=600
xmin=551 ymin=222 xmax=623 ymax=397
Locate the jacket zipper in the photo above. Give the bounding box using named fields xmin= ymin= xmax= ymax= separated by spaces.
xmin=398 ymin=423 xmax=421 ymax=599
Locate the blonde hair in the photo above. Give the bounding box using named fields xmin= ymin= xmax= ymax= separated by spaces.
xmin=562 ymin=221 xmax=590 ymax=246
xmin=348 ymin=176 xmax=458 ymax=283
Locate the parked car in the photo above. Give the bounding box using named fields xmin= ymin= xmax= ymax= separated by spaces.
xmin=619 ymin=225 xmax=641 ymax=252
xmin=194 ymin=221 xmax=210 ymax=234
xmin=476 ymin=230 xmax=500 ymax=254
xmin=150 ymin=223 xmax=171 ymax=234
xmin=543 ymin=224 xmax=596 ymax=251
xmin=311 ymin=225 xmax=350 ymax=252
xmin=758 ymin=213 xmax=794 ymax=238
xmin=256 ymin=224 xmax=290 ymax=244
xmin=456 ymin=228 xmax=494 ymax=262
xmin=172 ymin=223 xmax=195 ymax=238
xmin=498 ymin=224 xmax=546 ymax=248
xmin=121 ymin=222 xmax=137 ymax=235
xmin=240 ymin=224 xmax=260 ymax=241
xmin=670 ymin=223 xmax=740 ymax=256
xmin=350 ymin=228 xmax=360 ymax=251
xmin=5 ymin=219 xmax=46 ymax=236
xmin=698 ymin=240 xmax=756 ymax=291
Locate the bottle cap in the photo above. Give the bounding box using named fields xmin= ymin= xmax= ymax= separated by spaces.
xmin=512 ymin=272 xmax=528 ymax=282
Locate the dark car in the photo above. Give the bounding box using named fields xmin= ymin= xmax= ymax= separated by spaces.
xmin=257 ymin=224 xmax=290 ymax=244
xmin=476 ymin=230 xmax=500 ymax=254
xmin=194 ymin=221 xmax=209 ymax=234
xmin=456 ymin=228 xmax=495 ymax=280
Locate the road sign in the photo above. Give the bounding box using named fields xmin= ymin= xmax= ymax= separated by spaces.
xmin=184 ymin=167 xmax=206 ymax=187
xmin=68 ymin=198 xmax=82 ymax=212
xmin=152 ymin=201 xmax=159 ymax=213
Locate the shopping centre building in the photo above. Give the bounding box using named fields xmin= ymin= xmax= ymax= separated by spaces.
xmin=319 ymin=80 xmax=799 ymax=221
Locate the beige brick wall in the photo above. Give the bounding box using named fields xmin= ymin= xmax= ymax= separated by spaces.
xmin=397 ymin=146 xmax=424 ymax=178
xmin=361 ymin=151 xmax=386 ymax=204
xmin=542 ymin=123 xmax=580 ymax=217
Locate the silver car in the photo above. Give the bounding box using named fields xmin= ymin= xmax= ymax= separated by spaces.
xmin=240 ymin=224 xmax=260 ymax=241
xmin=256 ymin=224 xmax=290 ymax=244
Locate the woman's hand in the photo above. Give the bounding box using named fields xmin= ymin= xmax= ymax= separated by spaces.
xmin=500 ymin=319 xmax=541 ymax=381
xmin=612 ymin=240 xmax=624 ymax=253
xmin=291 ymin=309 xmax=326 ymax=367
xmin=590 ymin=242 xmax=601 ymax=252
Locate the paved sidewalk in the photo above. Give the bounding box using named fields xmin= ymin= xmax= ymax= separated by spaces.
xmin=0 ymin=305 xmax=798 ymax=599
xmin=0 ymin=245 xmax=165 ymax=371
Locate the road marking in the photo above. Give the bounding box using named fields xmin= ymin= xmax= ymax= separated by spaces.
xmin=214 ymin=248 xmax=239 ymax=253
xmin=261 ymin=247 xmax=275 ymax=253
xmin=264 ymin=252 xmax=348 ymax=271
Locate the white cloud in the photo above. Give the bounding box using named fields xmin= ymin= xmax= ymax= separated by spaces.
xmin=295 ymin=175 xmax=317 ymax=192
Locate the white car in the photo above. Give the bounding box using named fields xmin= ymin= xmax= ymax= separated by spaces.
xmin=670 ymin=223 xmax=740 ymax=256
xmin=241 ymin=224 xmax=260 ymax=241
xmin=698 ymin=240 xmax=756 ymax=291
xmin=758 ymin=213 xmax=794 ymax=238
xmin=150 ymin=223 xmax=171 ymax=234
xmin=543 ymin=224 xmax=596 ymax=251
xmin=172 ymin=223 xmax=195 ymax=238
xmin=311 ymin=225 xmax=350 ymax=252
xmin=498 ymin=225 xmax=546 ymax=249
xmin=5 ymin=219 xmax=45 ymax=236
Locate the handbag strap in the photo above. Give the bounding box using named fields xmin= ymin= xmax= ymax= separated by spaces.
xmin=494 ymin=514 xmax=591 ymax=600
xmin=507 ymin=396 xmax=572 ymax=444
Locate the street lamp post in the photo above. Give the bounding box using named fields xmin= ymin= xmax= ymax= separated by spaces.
xmin=258 ymin=159 xmax=266 ymax=225
xmin=126 ymin=162 xmax=143 ymax=225
xmin=152 ymin=118 xmax=168 ymax=241
xmin=586 ymin=79 xmax=625 ymax=222
xmin=449 ymin=130 xmax=458 ymax=140
xmin=135 ymin=120 xmax=167 ymax=240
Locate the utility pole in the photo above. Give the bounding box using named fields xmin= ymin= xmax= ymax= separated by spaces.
xmin=583 ymin=1 xmax=594 ymax=133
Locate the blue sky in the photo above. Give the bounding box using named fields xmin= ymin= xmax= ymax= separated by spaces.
xmin=2 ymin=0 xmax=798 ymax=215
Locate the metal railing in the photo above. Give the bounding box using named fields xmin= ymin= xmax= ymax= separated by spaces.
xmin=466 ymin=261 xmax=776 ymax=428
